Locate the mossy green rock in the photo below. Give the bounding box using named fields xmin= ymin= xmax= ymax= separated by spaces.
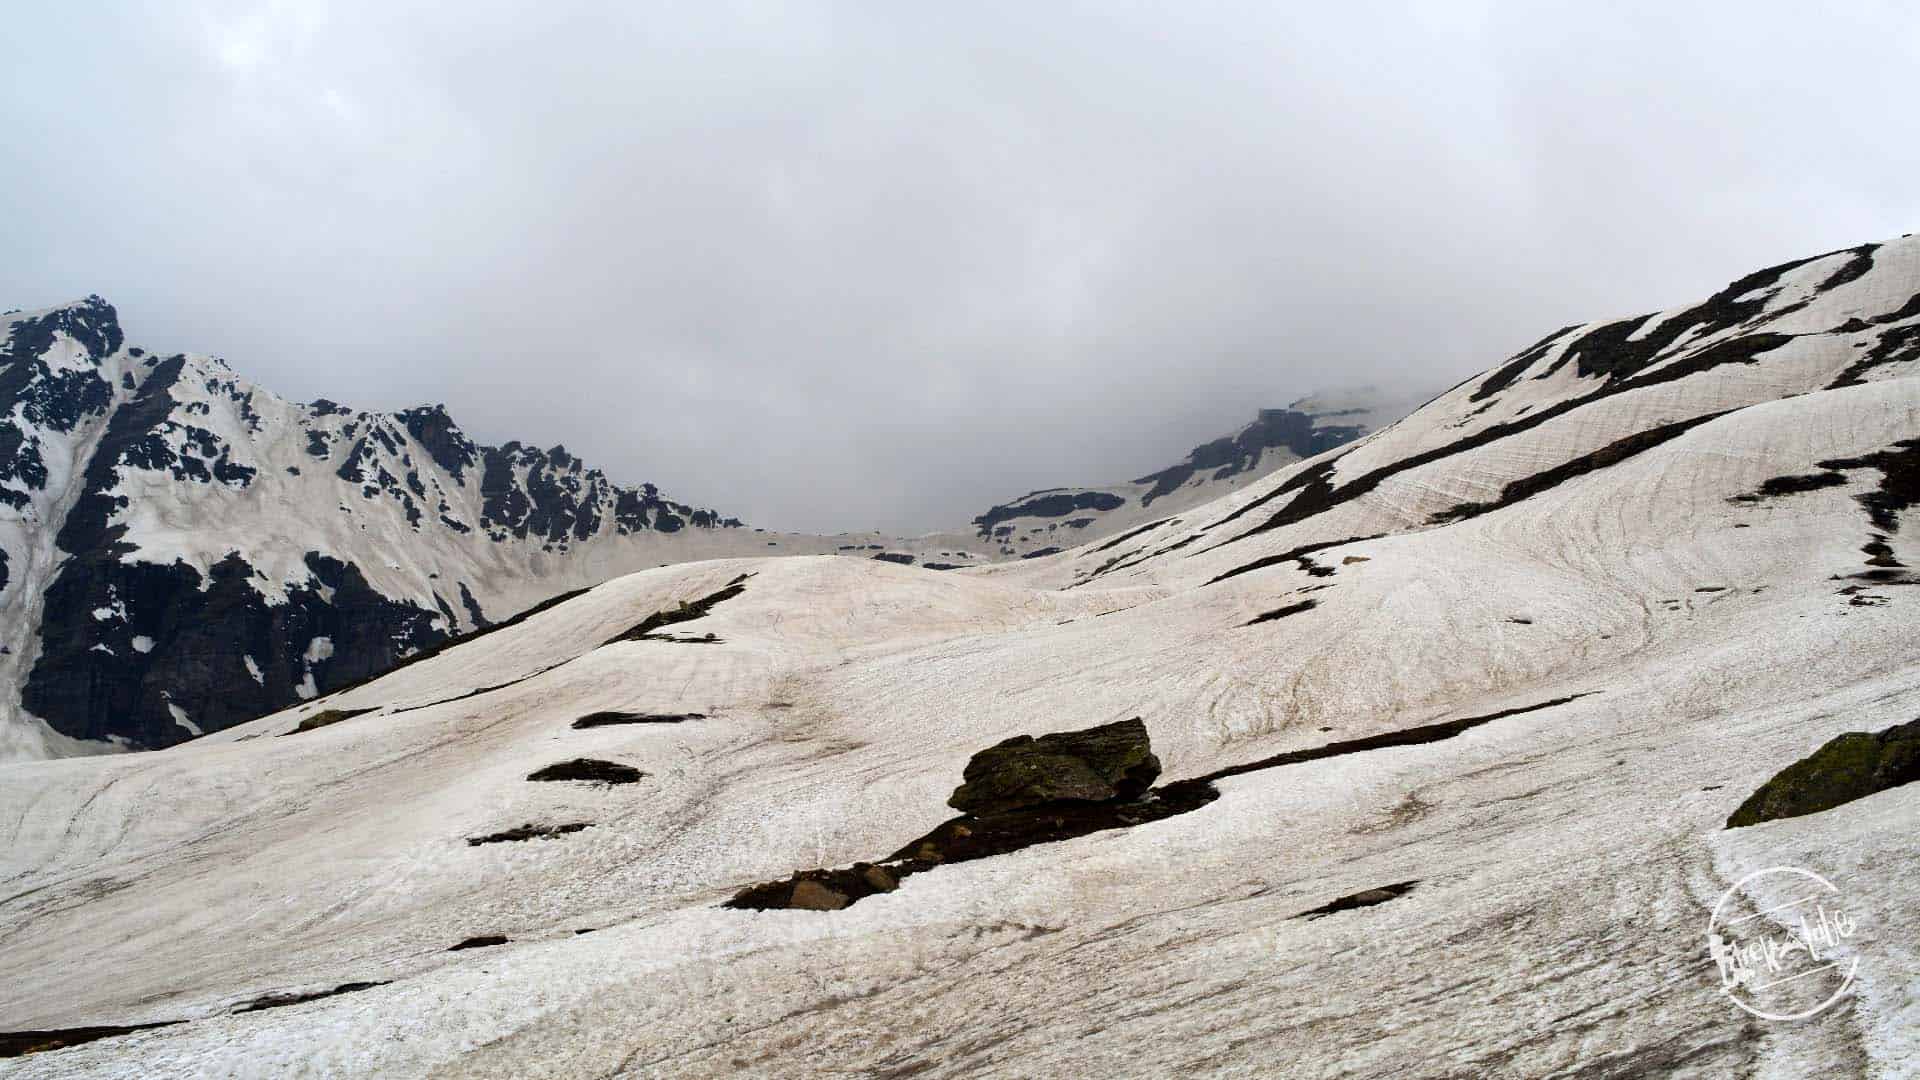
xmin=1727 ymin=718 xmax=1920 ymax=828
xmin=948 ymin=717 xmax=1161 ymax=815
xmin=284 ymin=706 xmax=378 ymax=736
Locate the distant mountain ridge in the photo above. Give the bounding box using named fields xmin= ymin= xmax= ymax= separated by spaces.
xmin=970 ymin=388 xmax=1421 ymax=557
xmin=0 ymin=300 xmax=1428 ymax=758
xmin=3 ymin=234 xmax=1911 ymax=1074
xmin=0 ymin=298 xmax=913 ymax=757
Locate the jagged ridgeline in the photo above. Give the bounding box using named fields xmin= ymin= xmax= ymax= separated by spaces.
xmin=968 ymin=389 xmax=1421 ymax=557
xmin=0 ymin=297 xmax=743 ymax=752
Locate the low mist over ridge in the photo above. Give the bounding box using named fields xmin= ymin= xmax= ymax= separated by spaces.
xmin=3 ymin=4 xmax=1915 ymax=531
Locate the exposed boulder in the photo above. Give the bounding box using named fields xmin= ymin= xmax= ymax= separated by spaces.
xmin=727 ymin=698 xmax=1583 ymax=913
xmin=947 ymin=717 xmax=1161 ymax=815
xmin=526 ymin=759 xmax=643 ymax=785
xmin=728 ymin=863 xmax=897 ymax=912
xmin=1727 ymin=719 xmax=1920 ymax=828
xmin=282 ymin=706 xmax=378 ymax=736
xmin=788 ymin=880 xmax=851 ymax=911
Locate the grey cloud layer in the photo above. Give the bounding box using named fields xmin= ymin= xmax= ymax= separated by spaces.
xmin=3 ymin=2 xmax=1914 ymax=531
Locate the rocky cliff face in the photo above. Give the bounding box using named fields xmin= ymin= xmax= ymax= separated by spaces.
xmin=0 ymin=298 xmax=747 ymax=755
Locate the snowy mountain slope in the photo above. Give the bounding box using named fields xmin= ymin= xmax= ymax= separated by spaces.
xmin=0 ymin=236 xmax=1917 ymax=1076
xmin=969 ymin=387 xmax=1421 ymax=558
xmin=0 ymin=300 xmax=997 ymax=759
xmin=983 ymin=235 xmax=1920 ymax=598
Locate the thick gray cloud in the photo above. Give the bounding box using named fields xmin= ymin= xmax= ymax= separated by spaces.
xmin=3 ymin=2 xmax=1915 ymax=532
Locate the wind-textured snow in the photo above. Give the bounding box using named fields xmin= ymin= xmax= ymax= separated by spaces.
xmin=0 ymin=237 xmax=1917 ymax=1077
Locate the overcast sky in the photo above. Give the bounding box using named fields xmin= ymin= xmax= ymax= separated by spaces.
xmin=3 ymin=3 xmax=1916 ymax=533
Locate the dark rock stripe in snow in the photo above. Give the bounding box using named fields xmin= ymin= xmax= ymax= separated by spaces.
xmin=1429 ymin=411 xmax=1733 ymax=524
xmin=232 ymin=981 xmax=390 ymax=1014
xmin=571 ymin=711 xmax=706 ymax=728
xmin=0 ymin=1020 xmax=183 ymax=1058
xmin=1245 ymin=598 xmax=1318 ymax=625
xmin=727 ymin=695 xmax=1591 ymax=912
xmin=603 ymin=574 xmax=752 ymax=645
xmin=466 ymin=823 xmax=593 ymax=846
xmin=1292 ymin=880 xmax=1420 ymax=920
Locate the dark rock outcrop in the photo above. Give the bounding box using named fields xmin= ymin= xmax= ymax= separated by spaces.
xmin=395 ymin=404 xmax=478 ymax=481
xmin=1245 ymin=598 xmax=1318 ymax=625
xmin=727 ymin=696 xmax=1588 ymax=913
xmin=947 ymin=717 xmax=1161 ymax=815
xmin=232 ymin=981 xmax=389 ymax=1014
xmin=281 ymin=706 xmax=379 ymax=736
xmin=972 ymin=490 xmax=1126 ymax=538
xmin=604 ymin=574 xmax=751 ymax=645
xmin=27 ymin=548 xmax=445 ymax=749
xmin=1135 ymin=407 xmax=1363 ymax=507
xmin=1292 ymin=880 xmax=1419 ymax=920
xmin=726 ymin=785 xmax=1217 ymax=913
xmin=1726 ymin=719 xmax=1920 ymax=828
xmin=0 ymin=1020 xmax=183 ymax=1059
xmin=466 ymin=822 xmax=592 ymax=846
xmin=1203 ymin=247 xmax=1847 ymax=551
xmin=526 ymin=759 xmax=643 ymax=784
xmin=571 ymin=711 xmax=706 ymax=728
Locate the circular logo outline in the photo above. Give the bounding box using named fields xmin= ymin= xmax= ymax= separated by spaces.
xmin=1707 ymin=865 xmax=1859 ymax=1022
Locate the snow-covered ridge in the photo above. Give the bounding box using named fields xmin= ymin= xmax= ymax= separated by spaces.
xmin=970 ymin=387 xmax=1424 ymax=558
xmin=0 ymin=236 xmax=1915 ymax=1075
xmin=988 ymin=235 xmax=1920 ymax=595
xmin=0 ymin=298 xmax=993 ymax=758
